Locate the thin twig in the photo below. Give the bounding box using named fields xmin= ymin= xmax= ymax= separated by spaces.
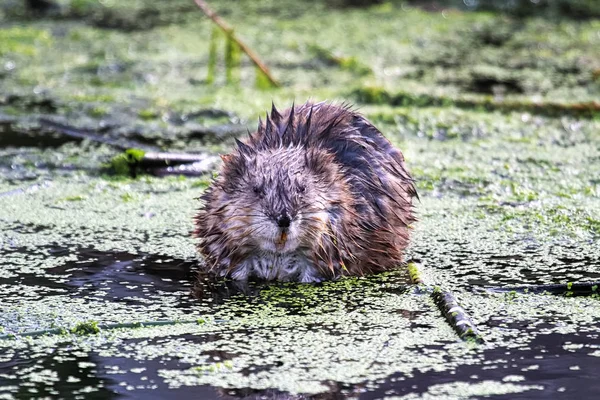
xmin=0 ymin=180 xmax=52 ymax=198
xmin=151 ymin=158 xmax=219 ymax=177
xmin=193 ymin=0 xmax=279 ymax=87
xmin=484 ymin=281 xmax=600 ymax=296
xmin=141 ymin=152 xmax=215 ymax=166
xmin=0 ymin=318 xmax=227 ymax=340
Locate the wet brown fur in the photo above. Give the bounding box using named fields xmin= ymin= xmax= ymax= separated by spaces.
xmin=194 ymin=101 xmax=417 ymax=281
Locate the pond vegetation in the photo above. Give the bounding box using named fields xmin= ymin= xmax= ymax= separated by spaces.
xmin=0 ymin=0 xmax=599 ymax=398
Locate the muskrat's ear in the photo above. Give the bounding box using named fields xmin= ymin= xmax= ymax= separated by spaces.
xmin=220 ymin=154 xmax=234 ymax=163
xmin=220 ymin=153 xmax=247 ymax=180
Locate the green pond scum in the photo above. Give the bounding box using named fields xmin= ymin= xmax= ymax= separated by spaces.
xmin=70 ymin=320 xmax=100 ymax=336
xmin=1 ymin=0 xmax=600 ymax=398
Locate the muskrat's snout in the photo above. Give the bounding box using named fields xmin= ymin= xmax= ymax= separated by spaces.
xmin=276 ymin=212 xmax=292 ymax=228
xmin=255 ymin=209 xmax=303 ymax=253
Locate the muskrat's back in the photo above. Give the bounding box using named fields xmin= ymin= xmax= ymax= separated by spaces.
xmin=194 ymin=102 xmax=417 ymax=282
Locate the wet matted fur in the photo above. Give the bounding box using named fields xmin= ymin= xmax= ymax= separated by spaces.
xmin=194 ymin=102 xmax=417 ymax=282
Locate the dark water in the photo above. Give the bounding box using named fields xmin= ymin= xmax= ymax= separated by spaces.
xmin=412 ymin=237 xmax=600 ymax=289
xmin=0 ymin=121 xmax=77 ymax=149
xmin=365 ymin=331 xmax=600 ymax=399
xmin=1 ymin=330 xmax=599 ymax=399
xmin=0 ymin=246 xmax=202 ymax=312
xmin=1 ymin=246 xmax=600 ymax=399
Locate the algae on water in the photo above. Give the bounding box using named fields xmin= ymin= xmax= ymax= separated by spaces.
xmin=0 ymin=0 xmax=599 ymax=397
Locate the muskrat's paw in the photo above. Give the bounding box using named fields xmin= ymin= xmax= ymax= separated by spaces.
xmin=229 ymin=265 xmax=251 ymax=281
xmin=298 ymin=268 xmax=324 ymax=283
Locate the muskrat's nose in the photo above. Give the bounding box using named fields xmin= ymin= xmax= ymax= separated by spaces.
xmin=277 ymin=213 xmax=291 ymax=228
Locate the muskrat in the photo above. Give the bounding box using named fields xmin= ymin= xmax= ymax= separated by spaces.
xmin=194 ymin=101 xmax=417 ymax=282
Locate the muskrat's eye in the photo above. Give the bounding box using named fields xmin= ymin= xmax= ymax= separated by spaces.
xmin=298 ymin=185 xmax=306 ymax=193
xmin=253 ymin=185 xmax=264 ymax=196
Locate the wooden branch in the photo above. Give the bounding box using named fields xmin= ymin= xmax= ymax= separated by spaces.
xmin=432 ymin=289 xmax=484 ymax=343
xmin=39 ymin=118 xmax=218 ymax=176
xmin=39 ymin=118 xmax=134 ymax=150
xmin=193 ymin=0 xmax=279 ymax=87
xmin=406 ymin=261 xmax=483 ymax=343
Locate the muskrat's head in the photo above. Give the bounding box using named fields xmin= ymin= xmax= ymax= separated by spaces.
xmin=211 ymin=142 xmax=349 ymax=254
